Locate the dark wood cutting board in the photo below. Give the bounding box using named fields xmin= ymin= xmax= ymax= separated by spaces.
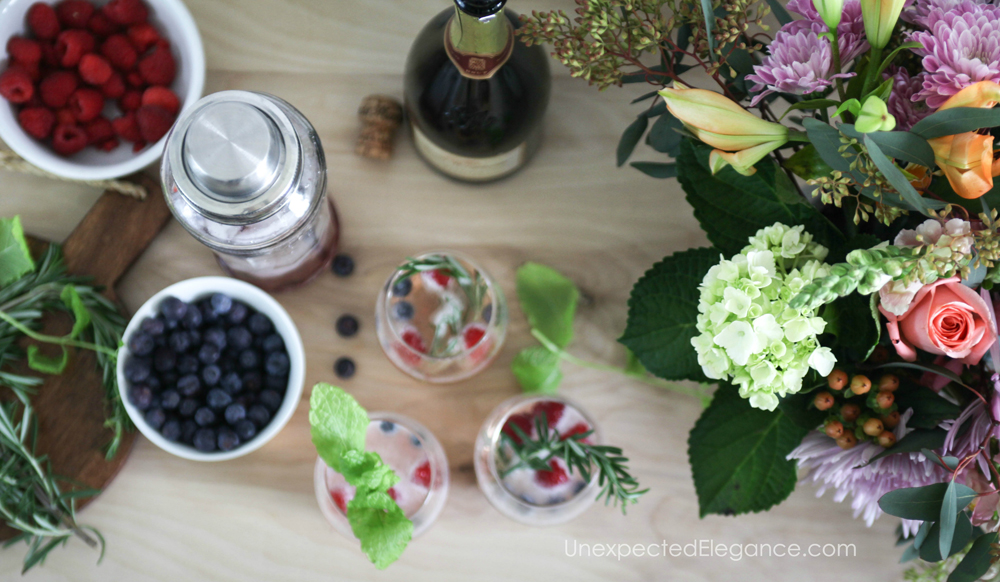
xmin=0 ymin=174 xmax=172 ymax=541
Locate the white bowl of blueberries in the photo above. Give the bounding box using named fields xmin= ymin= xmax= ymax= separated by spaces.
xmin=117 ymin=276 xmax=305 ymax=461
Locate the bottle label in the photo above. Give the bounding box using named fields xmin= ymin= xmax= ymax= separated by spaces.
xmin=444 ymin=17 xmax=514 ymax=80
xmin=412 ymin=124 xmax=525 ymax=181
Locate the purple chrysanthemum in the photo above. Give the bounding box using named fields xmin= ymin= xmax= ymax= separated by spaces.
xmin=747 ymin=29 xmax=855 ymax=106
xmin=884 ymin=67 xmax=931 ymax=130
xmin=788 ymin=410 xmax=950 ymax=536
xmin=785 ymin=0 xmax=870 ymax=62
xmin=909 ymin=2 xmax=1000 ymax=108
xmin=903 ymin=0 xmax=997 ymax=28
xmin=941 ymin=400 xmax=997 ymax=476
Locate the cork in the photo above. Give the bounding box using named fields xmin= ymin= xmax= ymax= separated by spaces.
xmin=356 ymin=95 xmax=404 ymax=160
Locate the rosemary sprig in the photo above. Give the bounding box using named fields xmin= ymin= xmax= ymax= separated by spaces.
xmin=500 ymin=414 xmax=648 ymax=514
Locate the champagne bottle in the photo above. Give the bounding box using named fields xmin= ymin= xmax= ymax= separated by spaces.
xmin=404 ymin=0 xmax=551 ymax=183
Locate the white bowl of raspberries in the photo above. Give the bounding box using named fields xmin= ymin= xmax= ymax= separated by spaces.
xmin=117 ymin=277 xmax=306 ymax=461
xmin=0 ymin=0 xmax=204 ymax=180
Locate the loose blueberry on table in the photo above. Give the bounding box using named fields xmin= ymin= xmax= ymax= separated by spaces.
xmin=124 ymin=293 xmax=290 ymax=453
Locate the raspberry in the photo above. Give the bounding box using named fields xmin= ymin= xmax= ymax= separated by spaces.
xmin=386 ymin=487 xmax=398 ymax=501
xmin=329 ymin=489 xmax=347 ymax=513
xmin=126 ymin=70 xmax=143 ymax=87
xmin=560 ymin=422 xmax=591 ymax=442
xmin=56 ymin=0 xmax=95 ymax=29
xmin=68 ymin=87 xmax=103 ymax=121
xmin=534 ymin=460 xmax=569 ymax=488
xmin=112 ymin=112 xmax=141 ymax=142
xmin=431 ymin=269 xmax=451 ymax=288
xmin=23 ymin=93 xmax=44 ymax=108
xmin=127 ymin=23 xmax=160 ymax=52
xmin=400 ymin=328 xmax=427 ymax=354
xmin=101 ymin=35 xmax=137 ymax=70
xmin=462 ymin=323 xmax=486 ymax=349
xmin=87 ymin=13 xmax=119 ymax=37
xmin=0 ymin=67 xmax=36 ymax=104
xmin=135 ymin=104 xmax=174 ymax=142
xmin=55 ymin=30 xmax=95 ymax=67
xmin=118 ymin=88 xmax=141 ymax=111
xmin=27 ymin=3 xmax=61 ymax=40
xmin=18 ymin=107 xmax=56 ymax=139
xmin=102 ymin=0 xmax=148 ymax=26
xmin=101 ymin=72 xmax=125 ymax=98
xmin=533 ymin=401 xmax=565 ymax=426
xmin=7 ymin=37 xmax=42 ymax=64
xmin=51 ymin=123 xmax=88 ymax=155
xmin=79 ymin=54 xmax=113 ymax=85
xmin=412 ymin=461 xmax=431 ymax=488
xmin=141 ymin=86 xmax=180 ymax=115
xmin=84 ymin=116 xmax=114 ymax=143
xmin=55 ymin=107 xmax=75 ymax=125
xmin=39 ymin=70 xmax=78 ymax=108
xmin=502 ymin=412 xmax=534 ymax=444
xmin=17 ymin=61 xmax=42 ymax=82
xmin=95 ymin=137 xmax=119 ymax=151
xmin=40 ymin=42 xmax=60 ymax=67
xmin=137 ymin=44 xmax=175 ymax=86
xmin=131 ymin=139 xmax=146 ymax=152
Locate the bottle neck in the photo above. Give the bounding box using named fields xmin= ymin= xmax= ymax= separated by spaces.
xmin=445 ymin=7 xmax=513 ymax=79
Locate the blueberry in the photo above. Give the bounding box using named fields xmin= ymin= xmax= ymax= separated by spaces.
xmin=161 ymin=419 xmax=181 ymax=441
xmin=177 ymin=354 xmax=199 ymax=375
xmin=258 ymin=390 xmax=282 ymax=412
xmin=198 ymin=343 xmax=221 ymax=365
xmin=207 ymin=388 xmax=232 ymax=411
xmin=203 ymin=327 xmax=227 ymax=350
xmin=210 ymin=293 xmax=233 ymax=315
xmin=193 ymin=428 xmax=217 ymax=452
xmin=573 ymin=481 xmax=587 ymax=495
xmin=227 ymin=327 xmax=252 ymax=351
xmin=128 ymin=384 xmax=153 ymax=410
xmin=336 ymin=314 xmax=359 ymax=338
xmin=263 ymin=374 xmax=286 ymax=391
xmin=380 ymin=421 xmax=396 ymax=434
xmin=199 ymin=300 xmax=219 ymax=324
xmin=144 ymin=407 xmax=166 ymax=430
xmin=248 ymin=313 xmax=272 ymax=336
xmin=392 ymin=301 xmax=414 ymax=321
xmin=202 ymin=364 xmax=221 ymax=386
xmin=140 ymin=317 xmax=165 ymax=336
xmin=238 ymin=349 xmax=259 ymax=370
xmin=181 ymin=419 xmax=198 ymax=443
xmin=153 ymin=347 xmax=176 ymax=372
xmin=262 ymin=334 xmax=284 ymax=353
xmin=160 ymin=372 xmax=178 ymax=387
xmin=128 ymin=332 xmax=155 ymax=356
xmin=243 ymin=371 xmax=264 ymax=392
xmin=392 ymin=277 xmax=412 ymax=297
xmin=124 ymin=357 xmax=151 ymax=383
xmin=168 ymin=331 xmax=191 ymax=353
xmin=177 ymin=374 xmax=201 ymax=397
xmin=247 ymin=405 xmax=271 ymax=427
xmin=188 ymin=329 xmax=202 ymax=347
xmin=334 ymin=357 xmax=355 ymax=379
xmin=217 ymin=428 xmax=241 ymax=451
xmin=331 ymin=254 xmax=355 ymax=277
xmin=234 ymin=419 xmax=257 ymax=441
xmin=224 ymin=403 xmax=246 ymax=425
xmin=182 ymin=306 xmax=203 ymax=330
xmin=153 ymin=334 xmax=167 ymax=347
xmin=227 ymin=302 xmax=249 ymax=325
xmin=410 ymin=435 xmax=422 ymax=447
xmin=146 ymin=375 xmax=161 ymax=391
xmin=194 ymin=407 xmax=216 ymax=427
xmin=179 ymin=398 xmax=199 ymax=417
xmin=160 ymin=389 xmax=181 ymax=410
xmin=265 ymin=352 xmax=290 ymax=376
xmin=159 ymin=296 xmax=189 ymax=322
xmin=482 ymin=303 xmax=492 ymax=324
xmin=220 ymin=357 xmax=237 ymax=373
xmin=220 ymin=372 xmax=243 ymax=395
xmin=149 ymin=394 xmax=162 ymax=410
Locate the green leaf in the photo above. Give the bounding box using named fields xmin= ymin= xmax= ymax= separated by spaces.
xmin=784 ymin=145 xmax=835 ymax=181
xmin=864 ymin=134 xmax=935 ymax=217
xmin=676 ymin=138 xmax=844 ymax=257
xmin=877 ymin=42 xmax=923 ymax=78
xmin=631 ymin=90 xmax=660 ymax=104
xmin=624 ymin=349 xmax=646 ymax=376
xmin=0 ymin=216 xmax=35 ymax=288
xmin=631 ymin=161 xmax=678 ymax=179
xmin=861 ymin=428 xmax=947 ymax=466
xmin=940 ymin=480 xmax=960 ymax=561
xmin=949 ymin=532 xmax=999 ymax=582
xmin=699 ymin=0 xmax=715 ymax=60
xmin=780 ymin=99 xmax=839 ymax=120
xmin=894 ymin=382 xmax=963 ymax=429
xmin=803 ymin=118 xmax=853 ymax=173
xmin=864 ymin=131 xmax=936 ymax=168
xmin=879 ymin=361 xmax=971 ymax=390
xmin=511 ymin=347 xmax=563 ymax=394
xmin=60 ymin=285 xmax=91 ymax=340
xmin=688 ymin=385 xmax=808 ymax=516
xmin=620 ymin=248 xmax=716 ymax=382
xmin=26 ymin=345 xmax=68 ymax=375
xmin=879 ymin=483 xmax=977 ymax=521
xmin=515 ymin=262 xmax=579 ymax=349
xmin=821 ymin=292 xmax=880 ymax=362
xmin=617 ymin=115 xmax=649 ymax=166
xmin=347 ymin=487 xmax=414 ymax=570
xmin=309 ymin=383 xmax=369 ymax=473
xmin=763 ymin=0 xmax=793 ymax=24
xmin=646 ymin=110 xmax=684 ymax=156
xmin=777 ymin=387 xmax=826 ymax=430
xmin=920 ymin=512 xmax=973 ymax=562
xmin=911 ymin=107 xmax=1000 ymax=139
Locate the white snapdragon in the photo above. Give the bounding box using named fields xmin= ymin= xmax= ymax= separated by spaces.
xmin=691 ymin=223 xmax=836 ymax=411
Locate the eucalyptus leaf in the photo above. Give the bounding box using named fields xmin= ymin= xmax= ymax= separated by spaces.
xmin=803 ymin=118 xmax=852 ymax=172
xmin=631 ymin=162 xmax=678 ymax=179
xmin=617 ymin=115 xmax=649 ymax=166
xmin=864 ymin=134 xmax=934 ymax=216
xmin=911 ymin=107 xmax=1000 ymax=139
xmin=939 ymin=480 xmax=959 ymax=561
xmin=699 ymin=0 xmax=715 ymax=60
xmin=863 ymin=131 xmax=936 ymax=168
xmin=784 ymin=145 xmax=834 ymax=181
xmin=949 ymin=532 xmax=999 ymax=582
xmin=879 ymin=482 xmax=977 ymax=521
xmin=920 ymin=512 xmax=973 ymax=562
xmin=860 ymin=429 xmax=947 ymax=467
xmin=763 ymin=0 xmax=793 ymax=25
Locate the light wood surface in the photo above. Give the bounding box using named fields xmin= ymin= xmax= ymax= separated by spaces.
xmin=0 ymin=1 xmax=905 ymax=580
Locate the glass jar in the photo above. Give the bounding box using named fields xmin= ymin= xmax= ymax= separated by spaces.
xmin=161 ymin=91 xmax=339 ymax=292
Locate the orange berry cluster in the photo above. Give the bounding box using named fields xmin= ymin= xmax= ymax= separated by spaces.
xmin=813 ymin=370 xmax=900 ymax=450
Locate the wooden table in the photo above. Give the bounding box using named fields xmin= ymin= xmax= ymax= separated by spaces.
xmin=0 ymin=1 xmax=906 ymax=580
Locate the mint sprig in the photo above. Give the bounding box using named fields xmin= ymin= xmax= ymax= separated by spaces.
xmin=309 ymin=383 xmax=413 ymax=569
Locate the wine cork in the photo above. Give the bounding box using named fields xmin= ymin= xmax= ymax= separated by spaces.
xmin=356 ymin=95 xmax=404 ymax=161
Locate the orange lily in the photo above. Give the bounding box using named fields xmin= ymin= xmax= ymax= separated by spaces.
xmin=928 ymin=81 xmax=1000 ymax=199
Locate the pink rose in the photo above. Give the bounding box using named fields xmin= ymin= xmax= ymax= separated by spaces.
xmin=879 ymin=276 xmax=997 ymax=364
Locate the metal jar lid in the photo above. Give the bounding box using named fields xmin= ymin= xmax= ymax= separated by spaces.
xmin=164 ymin=91 xmax=301 ymax=222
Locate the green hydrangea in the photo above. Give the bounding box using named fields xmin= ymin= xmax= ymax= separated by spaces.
xmin=691 ymin=223 xmax=837 ymax=411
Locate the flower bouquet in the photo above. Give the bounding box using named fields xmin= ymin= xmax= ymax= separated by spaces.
xmin=518 ymin=0 xmax=1000 ymax=577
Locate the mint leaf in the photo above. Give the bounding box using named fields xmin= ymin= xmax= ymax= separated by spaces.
xmin=309 ymin=383 xmax=368 ymax=473
xmin=516 ymin=262 xmax=579 ymax=349
xmin=347 ymin=488 xmax=414 ymax=570
xmin=27 ymin=345 xmax=69 ymax=374
xmin=624 ymin=349 xmax=646 ymax=376
xmin=619 ymin=248 xmax=717 ymax=382
xmin=0 ymin=216 xmax=35 ymax=287
xmin=511 ymin=346 xmax=562 ymax=394
xmin=340 ymin=450 xmax=399 ymax=491
xmin=688 ymin=384 xmax=807 ymax=516
xmin=60 ymin=285 xmax=91 ymax=339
